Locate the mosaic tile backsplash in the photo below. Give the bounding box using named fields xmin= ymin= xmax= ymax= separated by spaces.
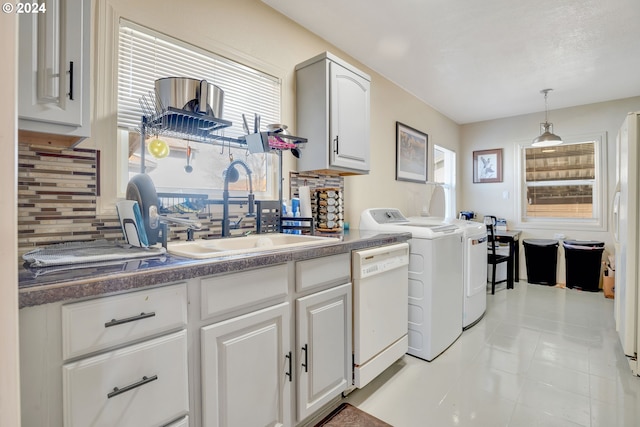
xmin=17 ymin=145 xmax=346 ymax=256
xmin=17 ymin=145 xmax=253 ymax=255
xmin=18 ymin=145 xmax=119 ymax=255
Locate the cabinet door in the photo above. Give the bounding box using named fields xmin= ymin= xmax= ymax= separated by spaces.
xmin=329 ymin=61 xmax=370 ymax=172
xmin=296 ymin=283 xmax=352 ymax=422
xmin=18 ymin=0 xmax=90 ymax=137
xmin=201 ymin=302 xmax=291 ymax=427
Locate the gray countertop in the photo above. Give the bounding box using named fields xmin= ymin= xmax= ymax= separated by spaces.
xmin=18 ymin=230 xmax=411 ymax=308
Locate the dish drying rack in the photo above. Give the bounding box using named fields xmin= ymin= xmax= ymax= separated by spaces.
xmin=157 ymin=192 xmax=211 ymax=216
xmin=137 ymin=91 xmax=307 ymax=173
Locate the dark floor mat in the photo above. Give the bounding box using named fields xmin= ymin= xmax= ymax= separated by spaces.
xmin=315 ymin=403 xmax=392 ymax=426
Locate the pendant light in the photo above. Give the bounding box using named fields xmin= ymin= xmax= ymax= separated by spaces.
xmin=532 ymin=89 xmax=563 ymax=147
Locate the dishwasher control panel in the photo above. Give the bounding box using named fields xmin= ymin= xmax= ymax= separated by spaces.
xmin=353 ymin=243 xmax=410 ymax=280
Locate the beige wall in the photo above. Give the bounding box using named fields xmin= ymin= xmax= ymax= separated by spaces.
xmin=461 ymin=96 xmax=640 ymax=281
xmin=90 ymin=0 xmax=640 ymax=282
xmin=94 ymin=0 xmax=461 ymax=225
xmin=0 ymin=10 xmax=21 ymax=427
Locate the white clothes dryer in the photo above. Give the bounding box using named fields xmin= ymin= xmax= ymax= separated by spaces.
xmin=359 ymin=208 xmax=464 ymax=361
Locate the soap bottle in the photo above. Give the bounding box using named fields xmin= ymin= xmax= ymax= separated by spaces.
xmin=291 ymin=197 xmax=301 ymax=235
xmin=294 ymin=207 xmax=302 ymax=235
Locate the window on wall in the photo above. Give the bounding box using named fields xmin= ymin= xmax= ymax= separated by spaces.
xmin=518 ymin=133 xmax=606 ymax=229
xmin=116 ymin=20 xmax=281 ymax=197
xmin=433 ymin=145 xmax=456 ymax=218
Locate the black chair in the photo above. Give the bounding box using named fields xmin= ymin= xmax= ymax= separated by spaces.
xmin=485 ymin=215 xmax=514 ymax=295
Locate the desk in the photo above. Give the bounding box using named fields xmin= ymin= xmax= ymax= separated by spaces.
xmin=493 ymin=230 xmax=522 ymax=285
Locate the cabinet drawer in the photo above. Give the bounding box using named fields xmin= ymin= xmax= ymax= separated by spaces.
xmin=201 ymin=264 xmax=288 ymax=321
xmin=62 ymin=330 xmax=189 ymax=427
xmin=296 ymin=253 xmax=350 ymax=292
xmin=62 ymin=283 xmax=187 ymax=360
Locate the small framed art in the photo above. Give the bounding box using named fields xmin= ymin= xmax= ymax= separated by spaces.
xmin=396 ymin=122 xmax=428 ymax=183
xmin=473 ymin=148 xmax=503 ymax=183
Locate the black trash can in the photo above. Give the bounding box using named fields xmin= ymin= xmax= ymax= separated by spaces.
xmin=563 ymin=240 xmax=605 ymax=292
xmin=523 ymin=239 xmax=560 ymax=285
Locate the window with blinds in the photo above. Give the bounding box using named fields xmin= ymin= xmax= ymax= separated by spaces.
xmin=117 ymin=20 xmax=281 ymax=195
xmin=524 ymin=142 xmax=596 ymax=218
xmin=521 ymin=137 xmax=604 ymax=225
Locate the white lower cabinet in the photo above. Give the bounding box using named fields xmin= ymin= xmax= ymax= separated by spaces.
xmin=20 ymin=254 xmax=356 ymax=427
xmin=62 ymin=330 xmax=189 ymax=427
xmin=19 ymin=283 xmax=189 ymax=427
xmin=201 ymin=302 xmax=291 ymax=427
xmin=296 ymin=283 xmax=352 ymax=422
xmin=199 ymin=256 xmax=353 ymax=426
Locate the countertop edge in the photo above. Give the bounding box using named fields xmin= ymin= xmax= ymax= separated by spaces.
xmin=19 ymin=232 xmax=411 ymax=308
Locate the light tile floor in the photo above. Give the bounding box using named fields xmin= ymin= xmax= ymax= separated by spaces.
xmin=345 ymin=283 xmax=640 ymax=426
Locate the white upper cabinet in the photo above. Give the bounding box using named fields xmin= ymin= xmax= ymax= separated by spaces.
xmin=296 ymin=52 xmax=371 ymax=175
xmin=18 ymin=0 xmax=91 ymax=142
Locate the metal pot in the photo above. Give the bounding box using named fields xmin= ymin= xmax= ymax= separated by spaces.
xmin=155 ymin=77 xmax=224 ymax=118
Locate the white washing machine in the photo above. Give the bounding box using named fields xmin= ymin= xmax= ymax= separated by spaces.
xmin=410 ymin=185 xmax=488 ymax=329
xmin=359 ymin=208 xmax=464 ymax=361
xmin=410 ymin=216 xmax=487 ymax=329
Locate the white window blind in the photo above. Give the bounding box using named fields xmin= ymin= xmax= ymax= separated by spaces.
xmin=516 ymin=132 xmax=607 ymax=231
xmin=117 ymin=20 xmax=281 ymax=139
xmin=524 ymin=142 xmax=597 ymax=219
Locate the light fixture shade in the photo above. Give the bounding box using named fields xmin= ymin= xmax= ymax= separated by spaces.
xmin=532 ymin=123 xmax=563 ymax=147
xmin=533 ymin=89 xmax=562 ymax=147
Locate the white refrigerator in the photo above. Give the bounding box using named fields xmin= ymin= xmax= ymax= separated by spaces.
xmin=613 ymin=111 xmax=640 ymax=374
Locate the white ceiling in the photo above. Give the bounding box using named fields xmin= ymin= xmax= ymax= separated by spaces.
xmin=262 ymin=0 xmax=640 ymax=124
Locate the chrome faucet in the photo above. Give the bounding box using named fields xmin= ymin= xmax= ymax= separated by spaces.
xmin=222 ymin=160 xmax=255 ymax=237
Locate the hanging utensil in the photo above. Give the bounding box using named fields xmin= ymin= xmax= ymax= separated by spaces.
xmin=254 ymin=113 xmax=261 ymax=134
xmin=184 ymin=144 xmax=193 ymax=173
xmin=242 ymin=113 xmax=250 ymax=135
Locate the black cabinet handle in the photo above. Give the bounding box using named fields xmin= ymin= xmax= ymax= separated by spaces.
xmin=104 ymin=312 xmax=156 ymax=328
xmin=333 ymin=135 xmax=339 ymax=154
xmin=301 ymin=344 xmax=308 ymax=372
xmin=285 ymin=352 xmax=292 ymax=382
xmin=67 ymin=61 xmax=74 ymax=100
xmin=107 ymin=375 xmax=158 ymax=399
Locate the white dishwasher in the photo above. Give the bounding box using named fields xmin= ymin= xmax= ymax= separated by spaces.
xmin=352 ymin=243 xmax=409 ymax=388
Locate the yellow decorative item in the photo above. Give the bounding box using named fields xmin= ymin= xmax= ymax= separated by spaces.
xmin=148 ymin=138 xmax=170 ymax=159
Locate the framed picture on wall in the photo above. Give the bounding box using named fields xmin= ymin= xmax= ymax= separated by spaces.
xmin=473 ymin=148 xmax=503 ymax=183
xmin=396 ymin=122 xmax=428 ymax=183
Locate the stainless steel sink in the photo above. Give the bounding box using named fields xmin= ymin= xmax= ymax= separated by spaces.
xmin=166 ymin=233 xmax=340 ymax=259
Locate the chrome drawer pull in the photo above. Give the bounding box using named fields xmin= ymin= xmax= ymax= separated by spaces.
xmin=104 ymin=312 xmax=156 ymax=328
xmin=107 ymin=375 xmax=158 ymax=399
